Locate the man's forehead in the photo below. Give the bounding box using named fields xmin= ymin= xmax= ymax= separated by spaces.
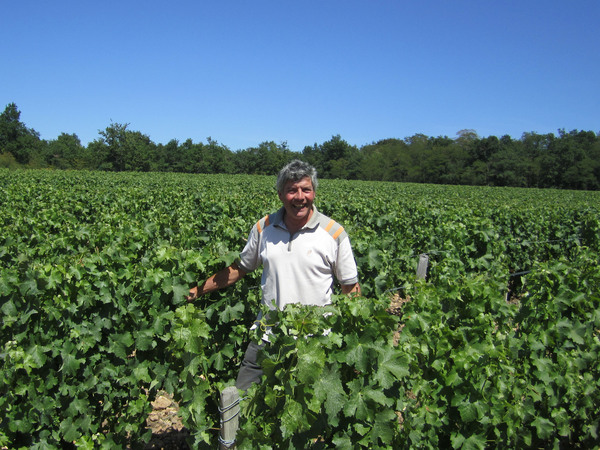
xmin=283 ymin=177 xmax=313 ymax=189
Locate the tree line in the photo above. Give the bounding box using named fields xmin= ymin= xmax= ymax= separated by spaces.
xmin=2 ymin=102 xmax=599 ymax=190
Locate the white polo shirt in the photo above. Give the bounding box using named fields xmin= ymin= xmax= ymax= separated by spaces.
xmin=237 ymin=206 xmax=359 ymax=310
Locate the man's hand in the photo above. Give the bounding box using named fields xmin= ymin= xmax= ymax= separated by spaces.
xmin=186 ymin=263 xmax=246 ymax=303
xmin=341 ymin=282 xmax=361 ymax=296
xmin=187 ymin=286 xmax=199 ymax=302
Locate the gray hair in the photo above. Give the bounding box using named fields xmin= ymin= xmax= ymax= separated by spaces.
xmin=276 ymin=160 xmax=318 ymax=192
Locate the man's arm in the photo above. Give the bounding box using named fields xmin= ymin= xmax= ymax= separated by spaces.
xmin=341 ymin=282 xmax=361 ymax=296
xmin=187 ymin=262 xmax=246 ymax=301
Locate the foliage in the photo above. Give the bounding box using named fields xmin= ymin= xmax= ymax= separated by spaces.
xmin=2 ymin=103 xmax=600 ymax=190
xmin=398 ymin=249 xmax=600 ymax=448
xmin=0 ymin=169 xmax=599 ymax=448
xmin=237 ymin=295 xmax=404 ymax=449
xmin=0 ymin=103 xmax=42 ymax=165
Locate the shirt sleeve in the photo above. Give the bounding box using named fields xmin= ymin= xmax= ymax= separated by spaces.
xmin=237 ymin=224 xmax=261 ymax=273
xmin=335 ymin=237 xmax=359 ymax=285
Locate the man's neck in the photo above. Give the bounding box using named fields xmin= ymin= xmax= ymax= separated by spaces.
xmin=283 ymin=208 xmax=313 ymax=234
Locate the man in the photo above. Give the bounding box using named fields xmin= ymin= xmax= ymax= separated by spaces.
xmin=187 ymin=160 xmax=361 ymax=390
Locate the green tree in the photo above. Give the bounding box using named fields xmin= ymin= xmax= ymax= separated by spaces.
xmin=154 ymin=139 xmax=181 ymax=172
xmin=588 ymin=138 xmax=600 ymax=188
xmin=46 ymin=133 xmax=87 ymax=169
xmin=461 ymin=160 xmax=489 ymax=186
xmin=322 ymin=135 xmax=359 ymax=179
xmin=235 ymin=141 xmax=294 ymax=175
xmin=520 ymin=132 xmax=554 ymax=187
xmin=176 ymin=139 xmax=196 ymax=172
xmin=204 ymin=137 xmax=235 ymax=174
xmin=301 ymin=142 xmax=326 ymax=176
xmin=488 ymin=148 xmax=528 ymax=187
xmin=303 ymin=135 xmax=360 ymax=179
xmin=420 ymin=140 xmax=465 ymax=185
xmin=471 ymin=135 xmax=500 ymax=163
xmin=359 ymin=139 xmax=411 ymax=181
xmin=460 ymin=135 xmax=500 ymax=184
xmin=0 ymin=102 xmax=42 ymax=164
xmin=88 ymin=123 xmax=155 ymax=171
xmin=164 ymin=137 xmax=234 ymax=174
xmin=403 ymin=134 xmax=429 ymax=183
xmin=563 ymin=158 xmax=599 ymax=190
xmin=553 ymin=129 xmax=599 ymax=189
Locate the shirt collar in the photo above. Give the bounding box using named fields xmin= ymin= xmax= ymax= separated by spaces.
xmin=273 ymin=205 xmax=322 ymax=231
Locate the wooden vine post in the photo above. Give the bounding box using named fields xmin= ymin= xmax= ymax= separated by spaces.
xmin=219 ymin=386 xmax=240 ymax=449
xmin=416 ymin=253 xmax=429 ymax=280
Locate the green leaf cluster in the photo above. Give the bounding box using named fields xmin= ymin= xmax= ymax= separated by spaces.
xmin=237 ymin=294 xmax=404 ymax=449
xmin=396 ymin=248 xmax=600 ymax=448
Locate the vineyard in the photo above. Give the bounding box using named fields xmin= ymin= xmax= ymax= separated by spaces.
xmin=1 ymin=168 xmax=599 ymax=449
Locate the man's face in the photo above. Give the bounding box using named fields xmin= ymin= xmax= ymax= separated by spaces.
xmin=278 ymin=176 xmax=315 ymax=223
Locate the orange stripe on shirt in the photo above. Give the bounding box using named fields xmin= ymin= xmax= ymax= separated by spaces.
xmin=257 ymin=215 xmax=269 ymax=233
xmin=332 ymin=226 xmax=345 ymax=240
xmin=324 ymin=219 xmax=335 ymax=232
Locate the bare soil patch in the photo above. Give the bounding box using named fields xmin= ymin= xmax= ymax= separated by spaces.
xmin=144 ymin=393 xmax=189 ymax=449
xmin=388 ymin=293 xmax=409 ymax=346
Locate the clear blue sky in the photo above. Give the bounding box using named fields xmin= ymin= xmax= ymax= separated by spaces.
xmin=2 ymin=0 xmax=599 ymax=152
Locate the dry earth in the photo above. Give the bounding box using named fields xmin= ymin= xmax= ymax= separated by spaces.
xmin=388 ymin=293 xmax=409 ymax=346
xmin=144 ymin=393 xmax=189 ymax=449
